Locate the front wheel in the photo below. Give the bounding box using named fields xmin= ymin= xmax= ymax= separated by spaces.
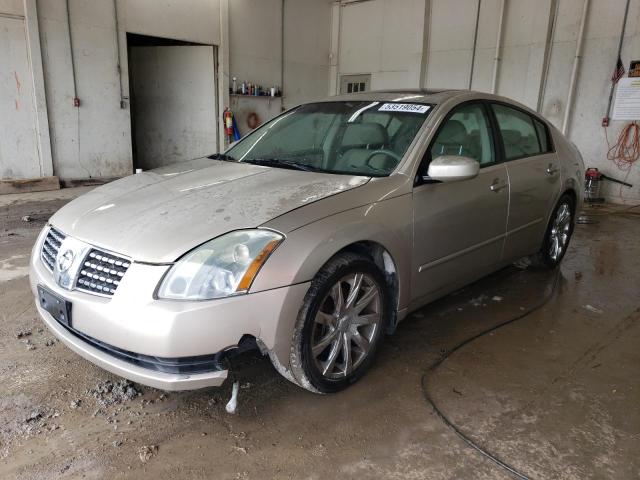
xmin=531 ymin=194 xmax=575 ymax=269
xmin=288 ymin=253 xmax=390 ymax=393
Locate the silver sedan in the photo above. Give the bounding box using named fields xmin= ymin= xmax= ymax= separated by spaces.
xmin=30 ymin=90 xmax=584 ymax=393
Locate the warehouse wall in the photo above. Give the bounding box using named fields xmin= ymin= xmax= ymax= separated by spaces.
xmin=550 ymin=0 xmax=640 ymax=204
xmin=1 ymin=0 xmax=53 ymax=181
xmin=337 ymin=0 xmax=425 ymax=89
xmin=1 ymin=0 xmax=331 ymax=182
xmin=228 ymin=0 xmax=332 ymax=136
xmin=334 ymin=0 xmax=640 ymax=204
xmin=1 ymin=7 xmax=43 ymax=178
xmin=35 ymin=0 xmax=222 ymax=180
xmin=5 ymin=0 xmax=639 ymax=204
xmin=283 ymin=0 xmax=333 ymax=108
xmin=228 ymin=0 xmax=283 ymax=136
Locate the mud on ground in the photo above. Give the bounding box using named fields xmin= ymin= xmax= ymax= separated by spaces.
xmin=0 ymin=191 xmax=639 ymax=479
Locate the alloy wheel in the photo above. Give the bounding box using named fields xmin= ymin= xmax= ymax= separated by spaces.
xmin=549 ymin=202 xmax=572 ymax=261
xmin=310 ymin=272 xmax=382 ymax=379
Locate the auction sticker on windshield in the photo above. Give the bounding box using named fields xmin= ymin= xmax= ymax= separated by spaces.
xmin=378 ymin=103 xmax=430 ymax=114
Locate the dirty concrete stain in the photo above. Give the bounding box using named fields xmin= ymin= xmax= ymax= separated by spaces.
xmin=0 ymin=254 xmax=29 ymax=282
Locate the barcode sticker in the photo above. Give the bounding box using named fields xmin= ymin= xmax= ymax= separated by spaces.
xmin=378 ymin=103 xmax=430 ymax=114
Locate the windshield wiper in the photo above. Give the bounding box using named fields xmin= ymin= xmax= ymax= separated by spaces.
xmin=207 ymin=153 xmax=236 ymax=161
xmin=243 ymin=158 xmax=323 ymax=172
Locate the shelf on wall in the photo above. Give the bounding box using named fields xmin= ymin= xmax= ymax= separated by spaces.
xmin=229 ymin=94 xmax=282 ymax=99
xmin=229 ymin=94 xmax=283 ymax=110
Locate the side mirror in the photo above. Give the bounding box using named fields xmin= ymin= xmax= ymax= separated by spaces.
xmin=426 ymin=155 xmax=480 ymax=182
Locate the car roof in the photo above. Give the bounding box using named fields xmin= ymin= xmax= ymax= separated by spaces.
xmin=319 ymin=89 xmax=465 ymax=105
xmin=312 ymin=89 xmax=552 ymax=126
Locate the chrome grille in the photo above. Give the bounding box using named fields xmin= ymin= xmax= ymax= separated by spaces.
xmin=76 ymin=249 xmax=131 ymax=296
xmin=41 ymin=227 xmax=66 ymax=272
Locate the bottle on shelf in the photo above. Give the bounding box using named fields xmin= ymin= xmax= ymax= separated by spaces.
xmin=230 ymin=79 xmax=282 ymax=97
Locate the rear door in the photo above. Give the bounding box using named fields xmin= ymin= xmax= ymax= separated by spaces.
xmin=411 ymin=102 xmax=509 ymax=305
xmin=489 ymin=103 xmax=561 ymax=260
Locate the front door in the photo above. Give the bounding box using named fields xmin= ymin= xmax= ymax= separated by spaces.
xmin=489 ymin=103 xmax=561 ymax=260
xmin=411 ymin=102 xmax=509 ymax=305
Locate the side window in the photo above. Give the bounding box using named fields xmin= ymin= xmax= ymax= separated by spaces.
xmin=491 ymin=104 xmax=542 ymax=160
xmin=533 ymin=118 xmax=552 ymax=153
xmin=430 ymin=103 xmax=495 ymax=166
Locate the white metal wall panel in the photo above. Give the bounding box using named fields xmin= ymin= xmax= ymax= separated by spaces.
xmin=0 ymin=15 xmax=41 ymax=179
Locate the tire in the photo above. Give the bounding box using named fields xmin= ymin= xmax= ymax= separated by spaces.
xmin=530 ymin=194 xmax=575 ymax=269
xmin=288 ymin=252 xmax=391 ymax=393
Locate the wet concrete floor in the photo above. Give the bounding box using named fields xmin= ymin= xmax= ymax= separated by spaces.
xmin=0 ymin=189 xmax=638 ymax=479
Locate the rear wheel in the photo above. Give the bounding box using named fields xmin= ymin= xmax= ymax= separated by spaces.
xmin=531 ymin=194 xmax=575 ymax=269
xmin=289 ymin=253 xmax=390 ymax=393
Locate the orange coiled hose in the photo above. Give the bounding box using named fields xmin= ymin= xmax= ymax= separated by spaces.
xmin=606 ymin=122 xmax=640 ymax=170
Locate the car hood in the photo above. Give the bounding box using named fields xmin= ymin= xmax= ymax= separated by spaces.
xmin=50 ymin=158 xmax=369 ymax=263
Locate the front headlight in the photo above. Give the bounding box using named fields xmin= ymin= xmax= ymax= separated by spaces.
xmin=157 ymin=229 xmax=283 ymax=300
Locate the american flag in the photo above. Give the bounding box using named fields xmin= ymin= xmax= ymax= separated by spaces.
xmin=612 ymin=56 xmax=625 ymax=84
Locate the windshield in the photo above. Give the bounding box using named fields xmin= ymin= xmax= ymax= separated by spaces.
xmin=224 ymin=101 xmax=432 ymax=176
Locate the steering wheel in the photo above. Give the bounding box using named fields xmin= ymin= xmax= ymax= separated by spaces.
xmin=363 ymin=149 xmax=402 ymax=171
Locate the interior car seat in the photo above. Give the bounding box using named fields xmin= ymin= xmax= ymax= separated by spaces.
xmin=335 ymin=122 xmax=389 ymax=172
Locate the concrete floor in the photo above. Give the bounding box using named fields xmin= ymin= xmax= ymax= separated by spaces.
xmin=0 ymin=189 xmax=638 ymax=480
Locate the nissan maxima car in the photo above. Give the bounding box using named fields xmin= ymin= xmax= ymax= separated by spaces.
xmin=30 ymin=90 xmax=583 ymax=393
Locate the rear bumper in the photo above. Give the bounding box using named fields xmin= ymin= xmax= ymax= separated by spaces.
xmin=37 ymin=301 xmax=228 ymax=390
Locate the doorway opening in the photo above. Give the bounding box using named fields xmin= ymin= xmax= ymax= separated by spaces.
xmin=127 ymin=33 xmax=218 ymax=171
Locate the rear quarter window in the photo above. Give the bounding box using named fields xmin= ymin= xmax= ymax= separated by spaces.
xmin=533 ymin=117 xmax=553 ymax=153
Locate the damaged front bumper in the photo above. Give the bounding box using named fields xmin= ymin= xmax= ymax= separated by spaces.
xmin=29 ymin=230 xmax=310 ymax=391
xmin=36 ymin=302 xmax=229 ymax=390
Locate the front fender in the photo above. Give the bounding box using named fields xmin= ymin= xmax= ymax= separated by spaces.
xmin=251 ymin=193 xmax=413 ymax=311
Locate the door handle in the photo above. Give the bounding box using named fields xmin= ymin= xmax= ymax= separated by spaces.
xmin=490 ymin=179 xmax=507 ymax=192
xmin=546 ymin=164 xmax=559 ymax=175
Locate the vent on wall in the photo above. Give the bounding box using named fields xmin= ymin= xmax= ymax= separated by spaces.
xmin=340 ymin=74 xmax=371 ymax=94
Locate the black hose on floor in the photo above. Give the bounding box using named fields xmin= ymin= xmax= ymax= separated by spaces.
xmin=421 ymin=270 xmax=561 ymax=480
